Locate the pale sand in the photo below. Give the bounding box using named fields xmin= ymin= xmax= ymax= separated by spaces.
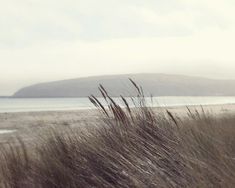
xmin=0 ymin=104 xmax=235 ymax=142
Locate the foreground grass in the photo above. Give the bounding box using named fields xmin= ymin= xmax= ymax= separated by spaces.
xmin=0 ymin=83 xmax=235 ymax=187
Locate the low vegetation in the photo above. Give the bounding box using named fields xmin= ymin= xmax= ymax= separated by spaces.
xmin=0 ymin=81 xmax=235 ymax=187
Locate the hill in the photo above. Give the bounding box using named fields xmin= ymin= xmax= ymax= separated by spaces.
xmin=13 ymin=73 xmax=235 ymax=97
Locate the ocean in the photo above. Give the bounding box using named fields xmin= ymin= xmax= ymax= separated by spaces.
xmin=1 ymin=97 xmax=235 ymax=113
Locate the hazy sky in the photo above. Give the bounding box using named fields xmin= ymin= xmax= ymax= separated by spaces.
xmin=1 ymin=0 xmax=235 ymax=95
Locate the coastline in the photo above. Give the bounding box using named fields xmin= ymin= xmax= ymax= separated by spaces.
xmin=1 ymin=103 xmax=235 ymax=128
xmin=0 ymin=103 xmax=235 ymax=142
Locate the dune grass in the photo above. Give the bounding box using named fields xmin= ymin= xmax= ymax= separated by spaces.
xmin=0 ymin=81 xmax=235 ymax=187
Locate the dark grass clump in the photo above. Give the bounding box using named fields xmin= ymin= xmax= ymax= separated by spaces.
xmin=0 ymin=80 xmax=235 ymax=187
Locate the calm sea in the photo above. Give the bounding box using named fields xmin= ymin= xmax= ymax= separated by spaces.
xmin=0 ymin=97 xmax=235 ymax=113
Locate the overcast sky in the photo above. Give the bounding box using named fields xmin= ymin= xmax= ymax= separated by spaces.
xmin=1 ymin=0 xmax=235 ymax=95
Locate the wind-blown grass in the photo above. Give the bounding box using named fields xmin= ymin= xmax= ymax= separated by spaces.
xmin=0 ymin=80 xmax=235 ymax=187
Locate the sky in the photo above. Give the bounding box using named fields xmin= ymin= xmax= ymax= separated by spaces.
xmin=1 ymin=0 xmax=235 ymax=95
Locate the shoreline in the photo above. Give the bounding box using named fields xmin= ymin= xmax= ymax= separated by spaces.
xmin=0 ymin=102 xmax=235 ymax=114
xmin=0 ymin=103 xmax=235 ymax=142
xmin=1 ymin=102 xmax=235 ymax=113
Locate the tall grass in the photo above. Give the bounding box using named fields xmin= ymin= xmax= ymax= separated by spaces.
xmin=0 ymin=80 xmax=235 ymax=187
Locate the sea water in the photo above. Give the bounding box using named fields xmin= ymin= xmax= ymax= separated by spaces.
xmin=1 ymin=97 xmax=235 ymax=113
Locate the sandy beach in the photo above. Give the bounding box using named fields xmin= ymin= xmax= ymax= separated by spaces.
xmin=0 ymin=109 xmax=101 ymax=143
xmin=0 ymin=104 xmax=235 ymax=143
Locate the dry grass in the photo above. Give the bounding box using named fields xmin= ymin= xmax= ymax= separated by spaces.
xmin=0 ymin=80 xmax=235 ymax=188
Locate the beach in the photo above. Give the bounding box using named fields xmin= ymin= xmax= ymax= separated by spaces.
xmin=0 ymin=109 xmax=101 ymax=143
xmin=0 ymin=104 xmax=235 ymax=143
